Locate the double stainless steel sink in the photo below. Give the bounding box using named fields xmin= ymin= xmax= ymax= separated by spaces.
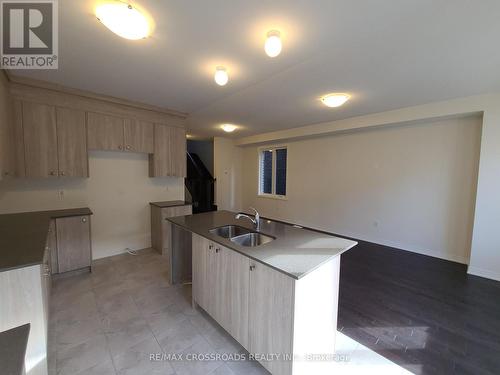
xmin=209 ymin=225 xmax=275 ymax=247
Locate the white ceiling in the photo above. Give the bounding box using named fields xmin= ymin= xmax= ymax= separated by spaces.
xmin=14 ymin=0 xmax=500 ymax=138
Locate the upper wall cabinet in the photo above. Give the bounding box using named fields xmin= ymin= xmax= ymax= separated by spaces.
xmin=3 ymin=76 xmax=187 ymax=179
xmin=1 ymin=99 xmax=25 ymax=178
xmin=124 ymin=118 xmax=154 ymax=153
xmin=22 ymin=101 xmax=58 ymax=177
xmin=19 ymin=101 xmax=88 ymax=178
xmin=87 ymin=112 xmax=124 ymax=151
xmin=149 ymin=124 xmax=186 ymax=178
xmin=87 ymin=113 xmax=154 ymax=154
xmin=56 ymin=107 xmax=88 ymax=177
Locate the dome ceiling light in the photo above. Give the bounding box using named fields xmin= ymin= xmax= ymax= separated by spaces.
xmin=220 ymin=124 xmax=237 ymax=132
xmin=214 ymin=66 xmax=229 ymax=86
xmin=264 ymin=30 xmax=282 ymax=58
xmin=95 ymin=2 xmax=150 ymax=40
xmin=320 ymin=93 xmax=350 ymax=108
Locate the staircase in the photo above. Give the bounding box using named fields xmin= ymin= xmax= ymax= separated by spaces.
xmin=185 ymin=152 xmax=217 ymax=213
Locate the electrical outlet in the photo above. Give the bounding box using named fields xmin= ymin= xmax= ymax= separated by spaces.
xmin=58 ymin=190 xmax=65 ymax=200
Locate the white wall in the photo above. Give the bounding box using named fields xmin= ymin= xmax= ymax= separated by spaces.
xmin=238 ymin=116 xmax=481 ymax=264
xmin=0 ymin=151 xmax=184 ymax=259
xmin=214 ymin=137 xmax=242 ymax=211
xmin=469 ymin=104 xmax=500 ymax=280
xmin=226 ymin=93 xmax=500 ymax=281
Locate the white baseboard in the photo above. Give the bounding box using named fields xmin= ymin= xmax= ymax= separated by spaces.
xmin=333 ymin=230 xmax=470 ymax=265
xmin=467 ymin=266 xmax=500 ymax=282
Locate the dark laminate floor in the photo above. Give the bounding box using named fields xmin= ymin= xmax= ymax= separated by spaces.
xmin=338 ymin=241 xmax=500 ymax=375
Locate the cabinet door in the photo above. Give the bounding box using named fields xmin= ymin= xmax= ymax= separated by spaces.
xmin=214 ymin=245 xmax=250 ymax=349
xmin=0 ymin=99 xmax=24 ymax=178
xmin=192 ymin=233 xmax=211 ymax=312
xmin=150 ymin=124 xmax=170 ymax=177
xmin=249 ymin=262 xmax=294 ymax=375
xmin=87 ymin=112 xmax=124 ymax=151
xmin=170 ymin=126 xmax=186 ymax=177
xmin=22 ymin=101 xmax=59 ymax=177
xmin=56 ymin=215 xmax=92 ymax=273
xmin=124 ymin=119 xmax=154 ymax=153
xmin=56 ymin=107 xmax=88 ymax=177
xmin=150 ymin=125 xmax=186 ymax=177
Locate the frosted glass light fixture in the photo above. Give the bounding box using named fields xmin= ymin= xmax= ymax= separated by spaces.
xmin=95 ymin=2 xmax=150 ymax=40
xmin=265 ymin=30 xmax=282 ymax=57
xmin=221 ymin=124 xmax=237 ymax=132
xmin=321 ymin=93 xmax=350 ymax=108
xmin=214 ymin=66 xmax=229 ymax=86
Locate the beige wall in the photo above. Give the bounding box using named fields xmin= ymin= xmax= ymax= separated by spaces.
xmin=237 ymin=116 xmax=482 ymax=264
xmin=232 ymin=93 xmax=500 ymax=281
xmin=0 ymin=151 xmax=184 ymax=259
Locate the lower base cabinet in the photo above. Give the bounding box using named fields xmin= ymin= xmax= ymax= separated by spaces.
xmin=192 ymin=233 xmax=340 ymax=375
xmin=248 ymin=261 xmax=294 ymax=374
xmin=50 ymin=215 xmax=92 ymax=274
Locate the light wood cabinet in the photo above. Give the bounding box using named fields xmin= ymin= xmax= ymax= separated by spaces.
xmin=192 ymin=233 xmax=212 ymax=314
xmin=215 ymin=245 xmax=250 ymax=349
xmin=4 ymin=101 xmax=185 ymax=179
xmin=15 ymin=102 xmax=88 ymax=178
xmin=170 ymin=126 xmax=187 ymax=177
xmin=124 ymin=118 xmax=154 ymax=153
xmin=22 ymin=101 xmax=59 ymax=177
xmin=0 ymin=99 xmax=24 ymax=178
xmin=88 ymin=113 xmax=155 ymax=154
xmin=55 ymin=215 xmax=92 ymax=273
xmin=87 ymin=112 xmax=124 ymax=151
xmin=191 ymin=234 xmax=341 ymax=375
xmin=56 ymin=107 xmax=88 ymax=177
xmin=191 ymin=234 xmax=250 ymax=349
xmin=149 ymin=124 xmax=186 ymax=177
xmin=249 ymin=261 xmax=294 ymax=374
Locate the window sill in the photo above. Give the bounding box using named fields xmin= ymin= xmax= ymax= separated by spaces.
xmin=257 ymin=194 xmax=288 ymax=201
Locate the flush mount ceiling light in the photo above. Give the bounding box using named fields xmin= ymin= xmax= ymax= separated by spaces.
xmin=320 ymin=93 xmax=350 ymax=108
xmin=214 ymin=66 xmax=229 ymax=86
xmin=220 ymin=124 xmax=237 ymax=132
xmin=264 ymin=30 xmax=282 ymax=57
xmin=95 ymin=2 xmax=150 ymax=40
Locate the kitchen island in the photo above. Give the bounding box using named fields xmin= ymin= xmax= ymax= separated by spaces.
xmin=167 ymin=210 xmax=357 ymax=375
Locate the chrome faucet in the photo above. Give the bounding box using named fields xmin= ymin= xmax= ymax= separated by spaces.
xmin=236 ymin=207 xmax=260 ymax=231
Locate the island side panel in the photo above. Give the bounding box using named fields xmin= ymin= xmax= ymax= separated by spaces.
xmin=248 ymin=261 xmax=295 ymax=375
xmin=292 ymin=255 xmax=340 ymax=375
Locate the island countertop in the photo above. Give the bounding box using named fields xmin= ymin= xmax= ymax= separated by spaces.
xmin=0 ymin=207 xmax=92 ymax=273
xmin=167 ymin=210 xmax=357 ymax=279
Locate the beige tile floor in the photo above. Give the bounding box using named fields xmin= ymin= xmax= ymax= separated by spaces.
xmin=49 ymin=249 xmax=411 ymax=375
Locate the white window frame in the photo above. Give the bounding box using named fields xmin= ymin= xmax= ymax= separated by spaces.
xmin=257 ymin=145 xmax=288 ymax=200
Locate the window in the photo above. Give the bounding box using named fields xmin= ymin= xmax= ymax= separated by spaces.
xmin=259 ymin=146 xmax=287 ymax=198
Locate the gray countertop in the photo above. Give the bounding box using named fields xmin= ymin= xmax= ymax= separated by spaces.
xmin=0 ymin=323 xmax=30 ymax=375
xmin=0 ymin=207 xmax=92 ymax=272
xmin=167 ymin=210 xmax=357 ymax=279
xmin=149 ymin=200 xmax=192 ymax=208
